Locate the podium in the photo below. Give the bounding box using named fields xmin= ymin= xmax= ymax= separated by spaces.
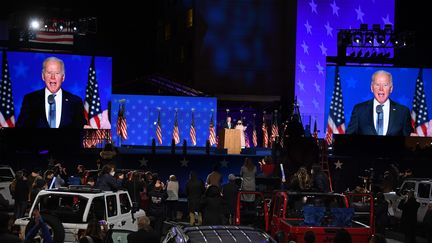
xmin=218 ymin=129 xmax=241 ymax=154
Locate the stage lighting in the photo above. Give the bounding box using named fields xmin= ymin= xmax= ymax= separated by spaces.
xmin=29 ymin=19 xmax=40 ymax=30
xmin=376 ymin=31 xmax=386 ymax=45
xmin=365 ymin=32 xmax=374 ymax=45
xmin=352 ymin=32 xmax=362 ymax=44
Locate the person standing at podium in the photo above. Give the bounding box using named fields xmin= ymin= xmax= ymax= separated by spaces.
xmin=346 ymin=70 xmax=412 ymax=136
xmin=16 ymin=57 xmax=86 ymax=129
xmin=235 ymin=120 xmax=247 ymax=148
xmin=222 ymin=116 xmax=234 ymax=129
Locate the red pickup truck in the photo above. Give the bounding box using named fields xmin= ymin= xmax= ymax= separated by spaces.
xmin=236 ymin=191 xmax=375 ymax=243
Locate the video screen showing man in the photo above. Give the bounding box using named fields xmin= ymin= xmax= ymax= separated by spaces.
xmin=16 ymin=57 xmax=86 ymax=129
xmin=346 ymin=70 xmax=412 ymax=136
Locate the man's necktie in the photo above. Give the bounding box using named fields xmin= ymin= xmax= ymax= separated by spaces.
xmin=376 ymin=104 xmax=384 ymax=135
xmin=48 ymin=94 xmax=56 ymax=128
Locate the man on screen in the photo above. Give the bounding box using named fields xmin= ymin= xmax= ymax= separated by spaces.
xmin=346 ymin=70 xmax=412 ymax=136
xmin=16 ymin=57 xmax=86 ymax=129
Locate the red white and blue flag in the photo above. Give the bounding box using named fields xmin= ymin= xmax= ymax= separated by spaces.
xmin=326 ymin=66 xmax=345 ymax=144
xmin=0 ymin=51 xmax=15 ymax=128
xmin=411 ymin=68 xmax=429 ymax=136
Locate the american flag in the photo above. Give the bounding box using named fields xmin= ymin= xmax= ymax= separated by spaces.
xmin=245 ymin=130 xmax=250 ymax=148
xmin=0 ymin=51 xmax=15 ymax=128
xmin=28 ymin=31 xmax=74 ymax=45
xmin=252 ymin=120 xmax=257 ymax=147
xmin=262 ymin=117 xmax=268 ymax=148
xmin=411 ymin=68 xmax=429 ymax=136
xmin=326 ymin=66 xmax=345 ymax=144
xmin=313 ymin=119 xmax=318 ymax=140
xmin=84 ymin=56 xmax=102 ymax=128
xmin=173 ymin=111 xmax=180 ymax=144
xmin=208 ymin=113 xmax=216 ymax=146
xmin=156 ymin=110 xmax=163 ymax=145
xmin=271 ymin=113 xmax=279 ymax=146
xmin=116 ymin=103 xmax=128 ymax=140
xmin=190 ymin=111 xmax=196 ymax=146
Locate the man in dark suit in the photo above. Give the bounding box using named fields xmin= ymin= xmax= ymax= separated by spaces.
xmin=346 ymin=70 xmax=412 ymax=136
xmin=222 ymin=116 xmax=234 ymax=129
xmin=16 ymin=57 xmax=86 ymax=129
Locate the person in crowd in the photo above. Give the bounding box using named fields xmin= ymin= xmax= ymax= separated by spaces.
xmin=27 ymin=168 xmax=42 ymax=200
xmin=346 ymin=70 xmax=412 ymax=136
xmin=303 ymin=231 xmax=316 ymax=243
xmin=30 ymin=178 xmax=46 ymax=202
xmin=374 ymin=192 xmax=390 ymax=234
xmin=223 ymin=116 xmax=234 ymax=129
xmin=13 ymin=170 xmax=29 ymax=219
xmin=206 ymin=164 xmax=222 ymax=188
xmin=186 ymin=171 xmax=205 ymax=226
xmin=147 ymin=179 xmax=167 ymax=238
xmin=399 ymin=190 xmax=420 ymax=243
xmin=76 ymin=164 xmax=86 ymax=184
xmin=79 ymin=218 xmax=106 ymax=243
xmin=221 ymin=174 xmax=240 ymax=224
xmin=311 ymin=164 xmax=329 ymax=192
xmin=125 ymin=171 xmax=146 ymax=209
xmin=333 ymin=228 xmax=352 ymax=243
xmin=422 ymin=203 xmax=432 ymax=243
xmin=240 ymin=158 xmax=256 ymax=203
xmin=25 ymin=208 xmax=53 ymax=243
xmin=95 ymin=164 xmax=121 ymax=191
xmin=127 ymin=216 xmax=159 ymax=243
xmin=287 ymin=166 xmax=312 ymax=191
xmin=258 ymin=156 xmax=275 ymax=177
xmin=200 ymin=185 xmax=228 ymax=225
xmin=0 ymin=212 xmax=21 ymax=243
xmin=166 ymin=174 xmax=179 ymax=221
xmin=114 ymin=171 xmax=125 ymax=187
xmin=86 ymin=177 xmax=96 ymax=188
xmin=16 ymin=56 xmax=86 ymax=129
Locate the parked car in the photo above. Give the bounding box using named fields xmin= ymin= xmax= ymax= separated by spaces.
xmin=162 ymin=225 xmax=276 ymax=243
xmin=0 ymin=165 xmax=15 ymax=208
xmin=15 ymin=185 xmax=146 ymax=243
xmin=384 ymin=178 xmax=432 ymax=223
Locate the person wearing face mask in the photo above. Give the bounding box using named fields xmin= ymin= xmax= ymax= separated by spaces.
xmin=16 ymin=56 xmax=86 ymax=129
xmin=95 ymin=164 xmax=121 ymax=191
xmin=346 ymin=70 xmax=412 ymax=136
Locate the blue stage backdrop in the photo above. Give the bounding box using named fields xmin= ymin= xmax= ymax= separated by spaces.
xmin=3 ymin=51 xmax=112 ymax=124
xmin=325 ymin=66 xmax=432 ymax=135
xmin=111 ymin=94 xmax=217 ymax=146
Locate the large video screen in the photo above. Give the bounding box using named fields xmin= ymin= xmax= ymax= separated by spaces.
xmin=111 ymin=94 xmax=217 ymax=146
xmin=325 ymin=66 xmax=432 ymax=136
xmin=1 ymin=51 xmax=112 ymax=128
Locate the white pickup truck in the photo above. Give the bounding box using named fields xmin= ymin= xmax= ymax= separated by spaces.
xmin=15 ymin=186 xmax=146 ymax=243
xmin=384 ymin=178 xmax=432 ymax=223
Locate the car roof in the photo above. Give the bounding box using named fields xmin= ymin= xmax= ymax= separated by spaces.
xmin=180 ymin=225 xmax=275 ymax=243
xmin=38 ymin=186 xmax=128 ymax=196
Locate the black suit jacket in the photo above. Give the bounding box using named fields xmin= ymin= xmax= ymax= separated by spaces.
xmin=346 ymin=99 xmax=412 ymax=136
xmin=222 ymin=121 xmax=234 ymax=129
xmin=16 ymin=88 xmax=86 ymax=129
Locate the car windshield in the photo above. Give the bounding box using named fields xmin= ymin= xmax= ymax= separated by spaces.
xmin=0 ymin=168 xmax=14 ymax=181
xmin=36 ymin=194 xmax=89 ymax=223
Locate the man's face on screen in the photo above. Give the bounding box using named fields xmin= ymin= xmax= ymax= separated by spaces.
xmin=42 ymin=60 xmax=65 ymax=94
xmin=371 ymin=73 xmax=393 ymax=104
